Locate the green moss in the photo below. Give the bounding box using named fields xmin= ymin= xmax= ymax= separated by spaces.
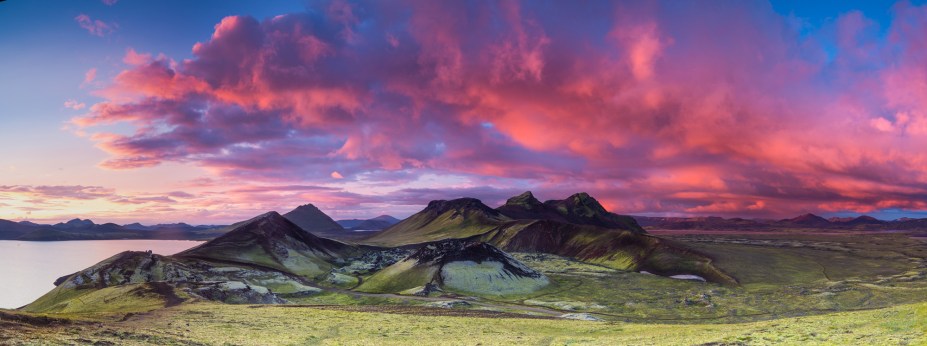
xmin=7 ymin=302 xmax=927 ymax=345
xmin=441 ymin=260 xmax=549 ymax=295
xmin=355 ymin=260 xmax=438 ymax=293
xmin=24 ymin=284 xmax=170 ymax=314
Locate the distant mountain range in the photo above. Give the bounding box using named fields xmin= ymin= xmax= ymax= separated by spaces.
xmin=25 ymin=190 xmax=739 ymax=314
xmin=632 ymin=213 xmax=927 ymax=231
xmin=0 ymin=204 xmax=402 ymax=241
xmin=336 ymin=215 xmax=401 ymax=231
xmin=6 ymin=200 xmax=927 ymax=242
xmin=0 ymin=218 xmax=225 ymax=241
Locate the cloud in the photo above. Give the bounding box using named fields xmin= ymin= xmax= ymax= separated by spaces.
xmin=70 ymin=1 xmax=927 ymax=218
xmin=84 ymin=68 xmax=97 ymax=84
xmin=0 ymin=185 xmax=115 ymax=200
xmin=102 ymin=0 xmax=118 ymax=5
xmin=123 ymin=48 xmax=151 ymax=65
xmin=74 ymin=14 xmax=115 ymax=37
xmin=64 ymin=99 xmax=86 ymax=110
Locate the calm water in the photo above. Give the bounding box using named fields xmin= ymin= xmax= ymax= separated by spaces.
xmin=0 ymin=240 xmax=203 ymax=309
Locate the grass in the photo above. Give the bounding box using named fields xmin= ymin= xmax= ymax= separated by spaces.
xmin=23 ymin=283 xmax=178 ymax=315
xmin=7 ymin=230 xmax=927 ymax=344
xmin=3 ymin=301 xmax=925 ymax=345
xmin=355 ymin=259 xmax=438 ymax=293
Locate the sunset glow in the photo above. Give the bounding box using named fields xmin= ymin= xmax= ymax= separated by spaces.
xmin=3 ymin=0 xmax=927 ymax=224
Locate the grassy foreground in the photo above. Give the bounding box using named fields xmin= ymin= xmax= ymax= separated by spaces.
xmin=2 ymin=301 xmax=925 ymax=345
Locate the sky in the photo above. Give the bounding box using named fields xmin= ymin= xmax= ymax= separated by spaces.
xmin=2 ymin=0 xmax=927 ymax=224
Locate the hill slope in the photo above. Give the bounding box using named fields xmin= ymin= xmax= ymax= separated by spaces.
xmin=364 ymin=198 xmax=510 ymax=246
xmin=282 ymin=204 xmax=345 ymax=236
xmin=497 ymin=191 xmax=644 ymax=233
xmin=337 ymin=215 xmax=401 ymax=230
xmin=178 ymin=212 xmax=361 ymax=278
xmin=362 ymin=193 xmax=735 ymax=285
xmin=357 ymin=240 xmax=548 ymax=295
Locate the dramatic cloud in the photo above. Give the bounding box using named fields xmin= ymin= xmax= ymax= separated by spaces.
xmin=72 ymin=1 xmax=927 ymax=218
xmin=74 ymin=14 xmax=115 ymax=37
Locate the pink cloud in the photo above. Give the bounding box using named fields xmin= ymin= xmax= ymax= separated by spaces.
xmin=64 ymin=99 xmax=86 ymax=110
xmin=84 ymin=68 xmax=97 ymax=84
xmin=74 ymin=14 xmax=115 ymax=37
xmin=123 ymin=48 xmax=151 ymax=65
xmin=69 ymin=1 xmax=927 ymax=218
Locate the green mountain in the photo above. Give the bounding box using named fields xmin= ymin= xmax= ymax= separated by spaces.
xmin=497 ymin=191 xmax=645 ymax=232
xmin=24 ymin=212 xmax=385 ymax=313
xmin=23 ymin=251 xmax=292 ymax=313
xmin=357 ymin=240 xmax=548 ymax=295
xmin=473 ymin=220 xmax=734 ymax=284
xmin=178 ymin=211 xmax=362 ymax=278
xmin=363 ymin=198 xmax=511 ymax=245
xmin=362 ymin=192 xmax=735 ymax=285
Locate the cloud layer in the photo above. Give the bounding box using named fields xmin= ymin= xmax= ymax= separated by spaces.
xmin=71 ymin=0 xmax=927 ymax=220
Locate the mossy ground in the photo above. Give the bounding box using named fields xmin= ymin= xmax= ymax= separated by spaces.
xmin=2 ymin=301 xmax=925 ymax=345
xmin=6 ymin=231 xmax=927 ymax=344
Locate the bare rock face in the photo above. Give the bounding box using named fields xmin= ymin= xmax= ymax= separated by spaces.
xmin=55 ymin=251 xmax=200 ymax=290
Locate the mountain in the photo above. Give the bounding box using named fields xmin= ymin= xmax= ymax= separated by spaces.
xmin=363 ymin=193 xmax=736 ymax=285
xmin=635 ymin=213 xmax=915 ymax=231
xmin=357 ymin=240 xmax=548 ymax=295
xmin=0 ymin=219 xmax=41 ymax=239
xmin=363 ymin=198 xmax=510 ymax=245
xmin=122 ymin=222 xmax=152 ymax=230
xmin=282 ymin=204 xmax=345 ymax=237
xmin=782 ymin=213 xmax=831 ymax=227
xmin=841 ymin=215 xmax=885 ymax=226
xmin=337 ymin=215 xmax=401 ymax=231
xmin=370 ymin=215 xmax=401 ymax=223
xmin=474 ymin=220 xmax=735 ymax=284
xmin=633 ymin=216 xmax=770 ymax=230
xmin=177 ymin=211 xmax=362 ymax=278
xmin=24 ymin=211 xmax=403 ymax=313
xmin=0 ymin=218 xmax=227 ymax=241
xmin=52 ymin=218 xmax=95 ymax=229
xmin=497 ymin=191 xmax=644 ymax=233
xmin=25 ymin=249 xmax=302 ymax=313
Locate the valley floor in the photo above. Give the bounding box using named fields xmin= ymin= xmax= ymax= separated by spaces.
xmin=1 ymin=301 xmax=925 ymax=345
xmin=5 ymin=231 xmax=927 ymax=345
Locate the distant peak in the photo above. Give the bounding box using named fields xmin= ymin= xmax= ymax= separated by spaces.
xmin=784 ymin=213 xmax=829 ymax=225
xmin=792 ymin=213 xmax=826 ymax=220
xmin=58 ymin=218 xmax=95 ymax=228
xmin=565 ymin=192 xmax=606 ymax=210
xmin=254 ymin=211 xmax=284 ymax=220
xmin=425 ymin=198 xmax=500 ymax=215
xmin=504 ymin=191 xmax=542 ymax=207
xmin=371 ymin=215 xmax=399 ymax=222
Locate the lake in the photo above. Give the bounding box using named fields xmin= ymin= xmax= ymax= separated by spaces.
xmin=0 ymin=240 xmax=203 ymax=309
